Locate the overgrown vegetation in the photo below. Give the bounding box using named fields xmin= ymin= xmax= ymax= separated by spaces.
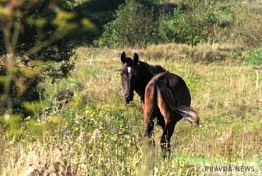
xmin=0 ymin=0 xmax=262 ymax=175
xmin=0 ymin=0 xmax=97 ymax=116
xmin=96 ymin=1 xmax=156 ymax=47
xmin=97 ymin=0 xmax=251 ymax=47
xmin=244 ymin=47 xmax=262 ymax=66
xmin=1 ymin=48 xmax=262 ymax=175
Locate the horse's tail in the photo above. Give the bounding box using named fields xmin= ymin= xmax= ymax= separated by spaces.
xmin=155 ymin=80 xmax=200 ymax=126
xmin=174 ymin=106 xmax=200 ymax=126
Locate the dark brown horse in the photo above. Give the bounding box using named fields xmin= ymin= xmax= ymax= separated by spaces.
xmin=120 ymin=52 xmax=199 ymax=154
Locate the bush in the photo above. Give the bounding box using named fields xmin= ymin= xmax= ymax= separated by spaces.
xmin=158 ymin=6 xmax=221 ymax=45
xmin=97 ymin=0 xmax=239 ymax=47
xmin=236 ymin=4 xmax=262 ymax=47
xmin=243 ymin=47 xmax=262 ymax=66
xmin=158 ymin=8 xmax=193 ymax=44
xmin=97 ymin=1 xmax=155 ymax=47
xmin=162 ymin=0 xmax=242 ymax=45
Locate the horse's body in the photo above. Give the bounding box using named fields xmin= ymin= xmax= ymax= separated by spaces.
xmin=143 ymin=72 xmax=199 ymax=153
xmin=120 ymin=52 xmax=199 ymax=155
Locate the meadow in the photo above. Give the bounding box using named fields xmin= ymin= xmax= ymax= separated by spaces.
xmin=0 ymin=44 xmax=261 ymax=175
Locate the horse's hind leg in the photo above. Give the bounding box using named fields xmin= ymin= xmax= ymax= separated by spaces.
xmin=143 ymin=103 xmax=155 ymax=145
xmin=160 ymin=121 xmax=176 ymax=156
xmin=157 ymin=92 xmax=176 ymax=156
xmin=143 ymin=83 xmax=156 ymax=145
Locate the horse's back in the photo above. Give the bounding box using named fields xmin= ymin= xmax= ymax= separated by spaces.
xmin=146 ymin=72 xmax=191 ymax=107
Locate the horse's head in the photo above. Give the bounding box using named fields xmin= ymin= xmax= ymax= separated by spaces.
xmin=120 ymin=52 xmax=140 ymax=104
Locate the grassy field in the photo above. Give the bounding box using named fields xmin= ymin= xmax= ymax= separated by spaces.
xmin=0 ymin=45 xmax=262 ymax=175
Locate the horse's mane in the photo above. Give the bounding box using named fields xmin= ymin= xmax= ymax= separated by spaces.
xmin=131 ymin=60 xmax=166 ymax=102
xmin=139 ymin=61 xmax=166 ymax=76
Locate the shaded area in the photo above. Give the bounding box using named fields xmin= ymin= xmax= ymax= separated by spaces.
xmin=0 ymin=0 xmax=183 ymax=60
xmin=0 ymin=0 xmax=125 ymax=117
xmin=0 ymin=0 xmax=125 ymax=60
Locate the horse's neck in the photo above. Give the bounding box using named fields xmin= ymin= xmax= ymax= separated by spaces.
xmin=135 ymin=79 xmax=150 ymax=102
xmin=135 ymin=62 xmax=155 ymax=101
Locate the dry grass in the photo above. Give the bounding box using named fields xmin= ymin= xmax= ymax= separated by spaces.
xmin=115 ymin=43 xmax=244 ymax=64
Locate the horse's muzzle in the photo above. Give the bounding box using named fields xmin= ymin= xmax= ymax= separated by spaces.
xmin=125 ymin=96 xmax=133 ymax=104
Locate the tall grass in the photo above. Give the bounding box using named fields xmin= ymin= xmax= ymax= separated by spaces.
xmin=0 ymin=46 xmax=261 ymax=175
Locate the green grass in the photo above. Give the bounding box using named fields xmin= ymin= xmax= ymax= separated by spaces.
xmin=0 ymin=46 xmax=262 ymax=175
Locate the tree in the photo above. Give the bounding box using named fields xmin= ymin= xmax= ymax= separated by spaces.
xmin=0 ymin=0 xmax=94 ymax=116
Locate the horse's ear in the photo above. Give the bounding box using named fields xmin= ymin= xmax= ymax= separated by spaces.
xmin=134 ymin=53 xmax=139 ymax=64
xmin=121 ymin=52 xmax=126 ymax=64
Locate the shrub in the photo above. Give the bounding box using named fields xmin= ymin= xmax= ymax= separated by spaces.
xmin=97 ymin=0 xmax=239 ymax=47
xmin=158 ymin=8 xmax=195 ymax=45
xmin=97 ymin=1 xmax=155 ymax=47
xmin=243 ymin=47 xmax=262 ymax=66
xmin=236 ymin=4 xmax=262 ymax=47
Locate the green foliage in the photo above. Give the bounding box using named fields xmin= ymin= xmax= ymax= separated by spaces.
xmin=57 ymin=0 xmax=81 ymax=9
xmin=97 ymin=0 xmax=240 ymax=47
xmin=157 ymin=5 xmax=211 ymax=45
xmin=202 ymin=9 xmax=217 ymax=26
xmin=244 ymin=47 xmax=262 ymax=66
xmin=97 ymin=1 xmax=155 ymax=47
xmin=0 ymin=1 xmax=91 ymax=117
xmin=159 ymin=8 xmax=193 ymax=44
xmin=0 ymin=114 xmax=23 ymax=140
